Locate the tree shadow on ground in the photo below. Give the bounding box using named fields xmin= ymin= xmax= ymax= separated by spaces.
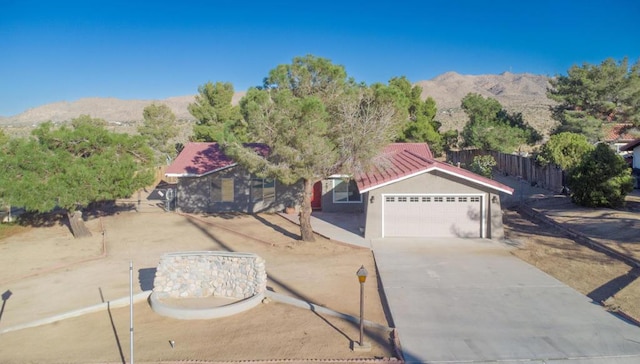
xmin=202 ymin=212 xmax=246 ymax=220
xmin=251 ymin=214 xmax=301 ymax=241
xmin=16 ymin=211 xmax=67 ymax=228
xmin=588 ymin=267 xmax=640 ymax=304
xmin=15 ymin=200 xmax=138 ymax=230
xmin=84 ymin=200 xmax=137 ymax=219
xmin=183 ymin=215 xmax=395 ymax=354
xmin=503 ymin=208 xmax=572 ymax=240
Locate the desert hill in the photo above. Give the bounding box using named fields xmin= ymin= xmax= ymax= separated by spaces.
xmin=417 ymin=71 xmax=556 ymax=134
xmin=0 ymin=72 xmax=556 ymax=136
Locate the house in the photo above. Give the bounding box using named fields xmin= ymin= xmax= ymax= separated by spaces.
xmin=621 ymin=139 xmax=640 ymax=169
xmin=164 ymin=143 xmax=301 ymax=213
xmin=166 ymin=142 xmax=514 ymax=240
xmin=620 ymin=140 xmax=640 ymax=188
xmin=603 ymin=123 xmax=637 ymax=155
xmin=311 ymin=143 xmax=513 ymax=240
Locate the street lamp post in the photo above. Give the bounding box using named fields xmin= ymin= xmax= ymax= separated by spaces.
xmin=354 ymin=265 xmax=371 ymax=352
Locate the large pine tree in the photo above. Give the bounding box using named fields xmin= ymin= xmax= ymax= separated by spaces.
xmin=222 ymin=55 xmax=404 ymax=241
xmin=0 ymin=116 xmax=155 ymax=237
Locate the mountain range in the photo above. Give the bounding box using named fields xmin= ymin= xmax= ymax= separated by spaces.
xmin=0 ymin=72 xmax=557 ymax=136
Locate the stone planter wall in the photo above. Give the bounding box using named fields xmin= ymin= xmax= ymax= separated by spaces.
xmin=153 ymin=251 xmax=267 ymax=299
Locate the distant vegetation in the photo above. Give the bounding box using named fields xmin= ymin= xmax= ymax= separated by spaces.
xmin=1 ymin=55 xmax=639 ymax=232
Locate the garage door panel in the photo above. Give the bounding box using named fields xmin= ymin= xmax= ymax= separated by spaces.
xmin=383 ymin=195 xmax=481 ymax=238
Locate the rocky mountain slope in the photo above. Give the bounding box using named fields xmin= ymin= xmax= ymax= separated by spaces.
xmin=417 ymin=71 xmax=556 ymax=134
xmin=1 ymin=72 xmax=556 ymax=136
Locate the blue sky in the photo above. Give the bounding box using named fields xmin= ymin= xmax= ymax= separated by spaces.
xmin=1 ymin=0 xmax=639 ymax=117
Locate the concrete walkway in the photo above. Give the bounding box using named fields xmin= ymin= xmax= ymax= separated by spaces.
xmin=278 ymin=211 xmax=370 ymax=249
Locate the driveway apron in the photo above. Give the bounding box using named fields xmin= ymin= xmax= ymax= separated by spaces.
xmin=372 ymin=238 xmax=640 ymax=364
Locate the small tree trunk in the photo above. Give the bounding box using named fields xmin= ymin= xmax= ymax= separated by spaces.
xmin=67 ymin=210 xmax=92 ymax=239
xmin=299 ymin=178 xmax=316 ymax=242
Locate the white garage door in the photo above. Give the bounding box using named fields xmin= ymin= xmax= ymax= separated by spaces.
xmin=383 ymin=195 xmax=483 ymax=238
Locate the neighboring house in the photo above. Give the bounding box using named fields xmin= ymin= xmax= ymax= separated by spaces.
xmin=603 ymin=123 xmax=637 ymax=155
xmin=164 ymin=143 xmax=301 ymax=213
xmin=167 ymin=142 xmax=514 ymax=240
xmin=621 ymin=140 xmax=640 ymax=188
xmin=622 ymin=139 xmax=640 ymax=169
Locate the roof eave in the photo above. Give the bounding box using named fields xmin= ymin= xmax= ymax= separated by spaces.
xmin=359 ymin=166 xmax=514 ymax=195
xmin=164 ymin=163 xmax=238 ymax=178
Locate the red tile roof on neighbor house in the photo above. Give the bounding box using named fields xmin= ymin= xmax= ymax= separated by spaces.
xmin=604 ymin=123 xmax=637 ymax=142
xmin=165 ymin=142 xmax=269 ymax=177
xmin=355 ymin=143 xmax=514 ymax=195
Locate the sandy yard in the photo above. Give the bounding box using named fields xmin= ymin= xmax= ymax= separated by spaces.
xmin=504 ymin=196 xmax=640 ymax=323
xmin=2 ymin=192 xmax=640 ymax=363
xmin=0 ymin=209 xmax=396 ymax=363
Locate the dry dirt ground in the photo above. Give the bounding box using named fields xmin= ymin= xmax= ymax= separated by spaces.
xmin=503 ymin=193 xmax=640 ymax=324
xmin=2 ymin=193 xmax=640 ymax=363
xmin=0 ymin=209 xmax=395 ymax=363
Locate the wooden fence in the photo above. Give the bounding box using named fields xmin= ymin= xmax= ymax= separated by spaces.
xmin=447 ymin=150 xmax=566 ymax=193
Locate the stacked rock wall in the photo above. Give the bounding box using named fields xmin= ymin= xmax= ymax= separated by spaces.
xmin=153 ymin=251 xmax=266 ymax=299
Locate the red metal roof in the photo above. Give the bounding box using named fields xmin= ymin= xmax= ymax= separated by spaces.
xmin=167 ymin=142 xmax=513 ymax=195
xmin=165 ymin=142 xmax=268 ymax=177
xmin=355 ymin=143 xmax=514 ymax=195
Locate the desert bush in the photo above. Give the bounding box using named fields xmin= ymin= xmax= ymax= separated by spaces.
xmin=567 ymin=143 xmax=634 ymax=207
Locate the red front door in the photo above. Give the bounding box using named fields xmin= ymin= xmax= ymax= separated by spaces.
xmin=311 ymin=181 xmax=322 ymax=210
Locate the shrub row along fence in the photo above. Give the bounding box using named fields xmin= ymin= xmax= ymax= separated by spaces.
xmin=447 ymin=150 xmax=566 ymax=193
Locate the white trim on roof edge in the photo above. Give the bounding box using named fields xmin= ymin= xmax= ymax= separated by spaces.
xmin=359 ymin=166 xmax=513 ymax=195
xmin=164 ymin=163 xmax=238 ymax=178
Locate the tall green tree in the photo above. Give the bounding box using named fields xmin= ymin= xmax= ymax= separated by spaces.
xmin=0 ymin=116 xmax=155 ymax=238
xmin=390 ymin=76 xmax=444 ymax=155
xmin=461 ymin=93 xmax=541 ymax=152
xmin=536 ymin=132 xmax=594 ymax=171
xmin=138 ymin=103 xmax=179 ymax=164
xmin=548 ymin=57 xmax=640 ymax=141
xmin=223 ymin=55 xmax=404 ymax=241
xmin=189 ymin=82 xmax=244 ymax=142
xmin=567 ymin=143 xmax=633 ymax=207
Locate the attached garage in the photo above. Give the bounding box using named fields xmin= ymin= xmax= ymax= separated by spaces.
xmin=356 ymin=143 xmax=514 ymax=241
xmin=382 ymin=194 xmax=483 ymax=238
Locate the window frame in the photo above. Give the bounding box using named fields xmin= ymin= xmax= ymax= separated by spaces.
xmin=250 ymin=178 xmax=276 ymax=203
xmin=221 ymin=178 xmax=234 ymax=202
xmin=332 ymin=179 xmax=362 ymax=204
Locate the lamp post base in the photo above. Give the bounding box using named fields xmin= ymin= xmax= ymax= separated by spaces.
xmin=351 ymin=341 xmax=371 ymax=352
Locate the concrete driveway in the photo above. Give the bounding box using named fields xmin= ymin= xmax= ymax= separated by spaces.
xmin=372 ymin=238 xmax=640 ymax=364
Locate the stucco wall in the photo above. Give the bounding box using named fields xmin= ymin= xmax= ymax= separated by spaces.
xmin=363 ymin=170 xmax=506 ymax=240
xmin=319 ymin=178 xmax=365 ymax=213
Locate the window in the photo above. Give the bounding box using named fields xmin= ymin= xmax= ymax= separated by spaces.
xmin=221 ymin=178 xmax=234 ymax=202
xmin=434 ymin=197 xmax=443 ymax=202
xmin=470 ymin=196 xmax=480 ymax=203
xmin=422 ymin=197 xmax=431 ymax=202
xmin=386 ymin=196 xmax=395 ymax=202
xmin=333 ymin=179 xmax=362 ymax=203
xmin=251 ymin=178 xmax=276 ymax=202
xmin=398 ymin=197 xmax=407 ymax=202
xmin=446 ymin=197 xmax=455 ymax=202
xmin=212 ymin=177 xmax=237 ymax=202
xmin=459 ymin=197 xmax=468 ymax=202
xmin=410 ymin=197 xmax=419 ymax=202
